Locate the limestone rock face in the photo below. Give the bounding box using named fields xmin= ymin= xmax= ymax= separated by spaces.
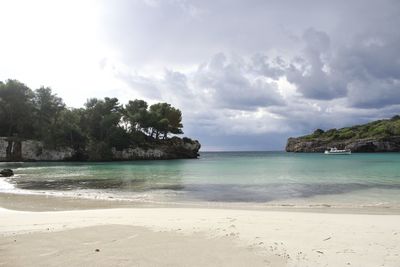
xmin=285 ymin=136 xmax=400 ymax=152
xmin=0 ymin=138 xmax=8 ymax=160
xmin=112 ymin=137 xmax=201 ymax=160
xmin=0 ymin=136 xmax=201 ymax=161
xmin=0 ymin=137 xmax=74 ymax=161
xmin=20 ymin=140 xmax=75 ymax=161
xmin=112 ymin=147 xmax=165 ymax=160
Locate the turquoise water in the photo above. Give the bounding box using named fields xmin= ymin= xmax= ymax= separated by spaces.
xmin=1 ymin=152 xmax=400 ymax=207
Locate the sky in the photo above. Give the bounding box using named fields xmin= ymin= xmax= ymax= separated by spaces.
xmin=1 ymin=0 xmax=400 ymax=151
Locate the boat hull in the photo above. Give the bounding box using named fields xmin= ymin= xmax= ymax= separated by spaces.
xmin=324 ymin=151 xmax=351 ymax=155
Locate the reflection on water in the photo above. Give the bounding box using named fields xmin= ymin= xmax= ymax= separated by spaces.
xmin=182 ymin=183 xmax=400 ymax=202
xmin=2 ymin=152 xmax=400 ymax=206
xmin=15 ymin=177 xmax=185 ymax=192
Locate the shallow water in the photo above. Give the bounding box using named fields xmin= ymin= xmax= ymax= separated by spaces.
xmin=1 ymin=152 xmax=400 ymax=208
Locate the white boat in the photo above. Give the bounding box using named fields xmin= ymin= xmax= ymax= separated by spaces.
xmin=324 ymin=147 xmax=351 ymax=155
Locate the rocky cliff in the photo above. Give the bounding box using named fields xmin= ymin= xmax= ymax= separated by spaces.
xmin=286 ymin=116 xmax=400 ymax=152
xmin=111 ymin=137 xmax=201 ymax=160
xmin=286 ymin=136 xmax=400 ymax=152
xmin=0 ymin=137 xmax=200 ymax=161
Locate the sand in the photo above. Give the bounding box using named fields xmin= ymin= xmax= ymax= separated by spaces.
xmin=1 ymin=194 xmax=400 ymax=266
xmin=1 ymin=224 xmax=281 ymax=267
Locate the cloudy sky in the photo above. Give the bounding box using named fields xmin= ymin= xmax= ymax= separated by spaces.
xmin=1 ymin=0 xmax=400 ymax=150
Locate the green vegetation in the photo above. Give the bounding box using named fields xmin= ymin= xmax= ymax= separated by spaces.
xmin=0 ymin=79 xmax=185 ymax=160
xmin=299 ymin=116 xmax=400 ymax=142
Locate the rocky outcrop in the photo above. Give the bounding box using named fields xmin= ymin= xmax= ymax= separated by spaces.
xmin=0 ymin=137 xmax=74 ymax=161
xmin=112 ymin=137 xmax=201 ymax=160
xmin=0 ymin=169 xmax=13 ymax=177
xmin=0 ymin=136 xmax=201 ymax=161
xmin=286 ymin=115 xmax=400 ymax=152
xmin=286 ymin=136 xmax=400 ymax=152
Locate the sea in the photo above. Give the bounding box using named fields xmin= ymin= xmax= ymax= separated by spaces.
xmin=1 ymin=152 xmax=400 ymax=209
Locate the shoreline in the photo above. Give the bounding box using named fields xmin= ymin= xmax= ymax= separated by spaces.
xmin=2 ymin=192 xmax=400 ymax=214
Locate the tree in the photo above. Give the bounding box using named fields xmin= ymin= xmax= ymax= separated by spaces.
xmin=33 ymin=87 xmax=66 ymax=145
xmin=0 ymin=78 xmax=188 ymax=160
xmin=165 ymin=107 xmax=183 ymax=136
xmin=123 ymin=99 xmax=148 ymax=133
xmin=0 ymin=79 xmax=35 ymax=137
xmin=313 ymin=129 xmax=324 ymax=136
xmin=81 ymin=97 xmax=127 ymax=160
xmin=148 ymin=103 xmax=183 ymax=139
xmin=391 ymin=115 xmax=400 ymax=121
xmin=82 ymin=97 xmax=122 ymax=142
xmin=51 ymin=108 xmax=86 ymax=149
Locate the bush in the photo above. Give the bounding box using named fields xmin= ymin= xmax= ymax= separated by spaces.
xmin=390 ymin=115 xmax=400 ymax=121
xmin=313 ymin=129 xmax=324 ymax=136
xmin=182 ymin=137 xmax=192 ymax=143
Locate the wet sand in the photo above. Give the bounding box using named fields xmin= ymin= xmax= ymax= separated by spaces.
xmin=2 ymin=192 xmax=400 ymax=214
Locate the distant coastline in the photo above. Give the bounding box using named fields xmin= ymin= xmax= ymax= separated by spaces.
xmin=286 ymin=115 xmax=400 ymax=152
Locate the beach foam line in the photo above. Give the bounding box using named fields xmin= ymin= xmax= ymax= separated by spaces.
xmin=0 ymin=177 xmax=15 ymax=192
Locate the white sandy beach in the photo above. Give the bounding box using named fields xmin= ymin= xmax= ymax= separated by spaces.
xmin=1 ymin=195 xmax=400 ymax=267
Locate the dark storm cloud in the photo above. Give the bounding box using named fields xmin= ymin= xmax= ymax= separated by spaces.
xmin=285 ymin=28 xmax=347 ymax=100
xmin=347 ymin=79 xmax=400 ymax=109
xmin=286 ymin=28 xmax=400 ymax=107
xmin=118 ymin=52 xmax=285 ymax=111
xmin=98 ymin=0 xmax=339 ymax=66
xmin=336 ymin=33 xmax=400 ymax=108
xmin=250 ymin=54 xmax=285 ymax=80
xmin=193 ymin=53 xmax=285 ymax=110
xmin=283 ymin=5 xmax=400 ymax=107
xmin=97 ymin=0 xmax=400 ymax=150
